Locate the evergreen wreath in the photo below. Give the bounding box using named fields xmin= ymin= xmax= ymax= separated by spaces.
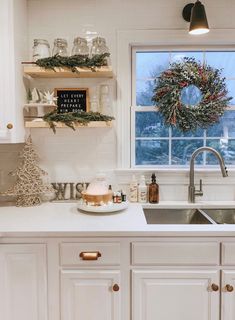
xmin=152 ymin=58 xmax=232 ymax=132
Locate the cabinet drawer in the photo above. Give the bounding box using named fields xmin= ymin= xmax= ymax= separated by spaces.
xmin=222 ymin=242 xmax=235 ymax=265
xmin=60 ymin=242 xmax=120 ymax=266
xmin=132 ymin=241 xmax=219 ymax=265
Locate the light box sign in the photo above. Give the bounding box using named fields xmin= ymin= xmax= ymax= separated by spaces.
xmin=55 ymin=88 xmax=89 ymax=113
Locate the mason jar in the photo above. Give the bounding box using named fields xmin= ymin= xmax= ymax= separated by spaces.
xmin=32 ymin=39 xmax=51 ymax=61
xmin=52 ymin=38 xmax=68 ymax=56
xmin=90 ymin=37 xmax=110 ymax=64
xmin=71 ymin=37 xmax=89 ymax=57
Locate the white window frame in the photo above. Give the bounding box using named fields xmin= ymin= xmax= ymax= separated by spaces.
xmin=116 ymin=28 xmax=235 ymax=170
xmin=131 ymin=46 xmax=235 ymax=168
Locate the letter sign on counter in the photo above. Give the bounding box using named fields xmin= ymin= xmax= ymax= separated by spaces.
xmin=55 ymin=88 xmax=89 ymax=113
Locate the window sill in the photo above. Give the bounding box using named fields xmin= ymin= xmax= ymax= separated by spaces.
xmin=114 ymin=168 xmax=235 ymax=185
xmin=115 ymin=167 xmax=235 ymax=173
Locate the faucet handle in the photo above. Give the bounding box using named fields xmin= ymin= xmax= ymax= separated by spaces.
xmin=195 ymin=179 xmax=203 ymax=197
xmin=199 ymin=179 xmax=203 ymax=192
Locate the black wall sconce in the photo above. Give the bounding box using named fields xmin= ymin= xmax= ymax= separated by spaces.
xmin=182 ymin=1 xmax=209 ymax=35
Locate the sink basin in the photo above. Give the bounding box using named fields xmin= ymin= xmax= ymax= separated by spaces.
xmin=202 ymin=209 xmax=235 ymax=224
xmin=143 ymin=209 xmax=212 ymax=224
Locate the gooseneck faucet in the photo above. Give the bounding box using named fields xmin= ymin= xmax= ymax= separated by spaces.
xmin=188 ymin=147 xmax=228 ymax=203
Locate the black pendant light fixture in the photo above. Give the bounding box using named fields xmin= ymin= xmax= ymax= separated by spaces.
xmin=182 ymin=1 xmax=209 ymax=35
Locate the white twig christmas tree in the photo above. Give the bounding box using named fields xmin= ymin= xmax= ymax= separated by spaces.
xmin=4 ymin=136 xmax=54 ymax=206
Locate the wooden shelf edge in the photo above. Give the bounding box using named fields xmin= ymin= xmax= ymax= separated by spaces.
xmin=24 ymin=103 xmax=57 ymax=107
xmin=23 ymin=65 xmax=114 ymax=78
xmin=25 ymin=120 xmax=113 ymax=128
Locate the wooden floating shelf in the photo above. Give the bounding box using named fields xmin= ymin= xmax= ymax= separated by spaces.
xmin=23 ymin=65 xmax=113 ymax=78
xmin=24 ymin=103 xmax=57 ymax=107
xmin=25 ymin=120 xmax=113 ymax=128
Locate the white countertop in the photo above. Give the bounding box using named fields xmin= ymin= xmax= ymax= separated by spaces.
xmin=1 ymin=201 xmax=235 ymax=237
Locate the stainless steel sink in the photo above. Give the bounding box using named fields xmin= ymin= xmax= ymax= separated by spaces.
xmin=202 ymin=209 xmax=235 ymax=224
xmin=144 ymin=209 xmax=212 ymax=224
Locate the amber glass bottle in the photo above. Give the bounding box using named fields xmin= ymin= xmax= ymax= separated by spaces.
xmin=149 ymin=173 xmax=159 ymax=203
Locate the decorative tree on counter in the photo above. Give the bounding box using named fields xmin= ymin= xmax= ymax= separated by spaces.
xmin=4 ymin=136 xmax=54 ymax=206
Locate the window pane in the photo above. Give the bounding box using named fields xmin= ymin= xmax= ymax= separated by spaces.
xmin=206 ymin=139 xmax=235 ymax=165
xmin=206 ymin=111 xmax=235 ymax=138
xmin=171 ymin=52 xmax=203 ymax=63
xmin=205 ymin=51 xmax=235 ymax=78
xmin=135 ymin=112 xmax=169 ymax=137
xmin=226 ymin=81 xmax=235 ymax=105
xmin=135 ymin=140 xmax=169 ymax=165
xmin=136 ymin=52 xmax=169 ymax=79
xmin=171 ymin=140 xmax=204 ymax=165
xmin=133 ymin=49 xmax=235 ymax=167
xmin=172 ymin=127 xmax=204 ymax=138
xmin=136 ymin=80 xmax=155 ymax=106
xmin=180 ymin=84 xmax=203 ymax=106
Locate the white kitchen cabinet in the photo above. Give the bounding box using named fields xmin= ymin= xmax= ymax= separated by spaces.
xmin=0 ymin=244 xmax=48 ymax=320
xmin=132 ymin=270 xmax=220 ymax=320
xmin=2 ymin=236 xmax=235 ymax=320
xmin=0 ymin=0 xmax=27 ymax=143
xmin=61 ymin=270 xmax=121 ymax=320
xmin=132 ymin=241 xmax=219 ymax=265
xmin=221 ymin=270 xmax=235 ymax=320
xmin=60 ymin=241 xmax=120 ymax=266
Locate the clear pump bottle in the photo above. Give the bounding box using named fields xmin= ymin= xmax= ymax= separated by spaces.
xmin=138 ymin=175 xmax=147 ymax=203
xmin=129 ymin=175 xmax=138 ymax=202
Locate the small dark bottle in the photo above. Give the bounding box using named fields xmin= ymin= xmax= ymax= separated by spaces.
xmin=149 ymin=173 xmax=159 ymax=203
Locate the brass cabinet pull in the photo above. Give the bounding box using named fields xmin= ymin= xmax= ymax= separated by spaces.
xmin=79 ymin=251 xmax=101 ymax=261
xmin=112 ymin=284 xmax=120 ymax=292
xmin=6 ymin=123 xmax=13 ymax=129
xmin=211 ymin=283 xmax=219 ymax=292
xmin=225 ymin=284 xmax=234 ymax=292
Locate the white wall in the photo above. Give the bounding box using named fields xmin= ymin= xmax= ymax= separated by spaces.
xmin=1 ymin=0 xmax=235 ymax=201
xmin=27 ymin=0 xmax=120 ymax=185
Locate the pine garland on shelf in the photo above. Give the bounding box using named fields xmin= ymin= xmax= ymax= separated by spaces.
xmin=152 ymin=58 xmax=232 ymax=132
xmin=35 ymin=53 xmax=110 ymax=73
xmin=43 ymin=110 xmax=115 ymax=133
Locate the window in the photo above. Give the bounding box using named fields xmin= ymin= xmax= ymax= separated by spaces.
xmin=132 ymin=49 xmax=235 ymax=167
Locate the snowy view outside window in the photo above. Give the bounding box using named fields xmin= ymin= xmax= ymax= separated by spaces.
xmin=133 ymin=50 xmax=235 ymax=167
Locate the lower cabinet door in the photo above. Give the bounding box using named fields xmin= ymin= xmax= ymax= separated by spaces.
xmin=0 ymin=244 xmax=48 ymax=320
xmin=61 ymin=270 xmax=121 ymax=320
xmin=221 ymin=270 xmax=235 ymax=320
xmin=132 ymin=270 xmax=220 ymax=320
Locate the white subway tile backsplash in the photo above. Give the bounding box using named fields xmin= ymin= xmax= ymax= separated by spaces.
xmin=1 ymin=0 xmax=235 ymax=202
xmin=0 ymin=144 xmax=24 ymax=192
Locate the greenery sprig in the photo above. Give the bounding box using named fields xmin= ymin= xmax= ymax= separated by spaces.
xmin=152 ymin=58 xmax=232 ymax=132
xmin=36 ymin=53 xmax=110 ymax=73
xmin=43 ymin=110 xmax=114 ymax=133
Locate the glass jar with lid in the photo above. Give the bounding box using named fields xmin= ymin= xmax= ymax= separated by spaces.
xmin=52 ymin=38 xmax=68 ymax=56
xmin=32 ymin=39 xmax=51 ymax=62
xmin=90 ymin=37 xmax=110 ymax=64
xmin=71 ymin=37 xmax=89 ymax=57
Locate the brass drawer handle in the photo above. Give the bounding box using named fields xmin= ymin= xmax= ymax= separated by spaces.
xmin=112 ymin=284 xmax=120 ymax=292
xmin=7 ymin=123 xmax=13 ymax=129
xmin=211 ymin=283 xmax=219 ymax=292
xmin=79 ymin=251 xmax=101 ymax=261
xmin=225 ymin=284 xmax=234 ymax=292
